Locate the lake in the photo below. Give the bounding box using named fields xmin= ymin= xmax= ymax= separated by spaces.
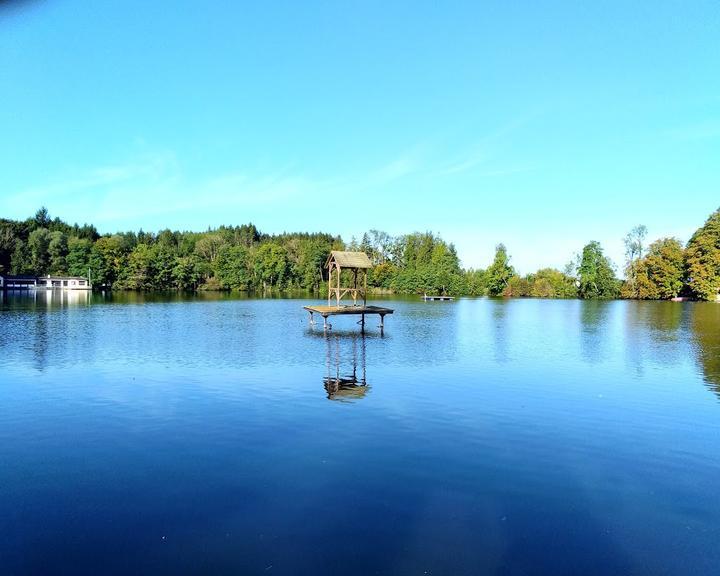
xmin=1 ymin=292 xmax=719 ymax=575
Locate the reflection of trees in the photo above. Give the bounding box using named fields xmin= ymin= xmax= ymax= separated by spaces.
xmin=641 ymin=301 xmax=683 ymax=334
xmin=579 ymin=301 xmax=612 ymax=364
xmin=690 ymin=303 xmax=720 ymax=395
xmin=623 ymin=301 xmax=685 ymax=375
xmin=32 ymin=308 xmax=50 ymax=371
xmin=323 ymin=333 xmax=369 ymax=402
xmin=490 ymin=299 xmax=509 ymax=363
xmin=0 ymin=291 xmax=93 ymax=371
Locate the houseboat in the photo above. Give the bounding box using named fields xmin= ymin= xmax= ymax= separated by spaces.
xmin=0 ymin=275 xmax=92 ymax=291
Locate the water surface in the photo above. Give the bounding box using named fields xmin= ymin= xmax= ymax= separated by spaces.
xmin=1 ymin=292 xmax=719 ymax=575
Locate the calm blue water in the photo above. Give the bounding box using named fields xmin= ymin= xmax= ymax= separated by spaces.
xmin=1 ymin=292 xmax=719 ymax=576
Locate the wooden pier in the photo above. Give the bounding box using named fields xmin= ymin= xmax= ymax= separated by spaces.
xmin=303 ymin=251 xmax=394 ymax=332
xmin=422 ymin=294 xmax=454 ymax=301
xmin=304 ymin=305 xmax=393 ymax=331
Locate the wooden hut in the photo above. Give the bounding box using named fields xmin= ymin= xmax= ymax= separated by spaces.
xmin=325 ymin=250 xmax=372 ymax=307
xmin=303 ymin=250 xmax=393 ymax=331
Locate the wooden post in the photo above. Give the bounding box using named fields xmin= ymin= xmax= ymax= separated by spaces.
xmin=363 ymin=269 xmax=367 ymax=306
xmin=327 ymin=262 xmax=332 ymax=305
xmin=336 ymin=263 xmax=341 ymax=306
xmin=353 ymin=269 xmax=358 ymax=305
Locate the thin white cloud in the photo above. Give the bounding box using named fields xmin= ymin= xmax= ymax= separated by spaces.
xmin=1 ymin=127 xmax=534 ymax=231
xmin=435 ymin=150 xmax=488 ymax=176
xmin=373 ymin=154 xmax=419 ymax=181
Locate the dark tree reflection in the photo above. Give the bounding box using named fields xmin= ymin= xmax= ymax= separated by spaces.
xmin=579 ymin=300 xmax=612 ymax=364
xmin=690 ymin=303 xmax=720 ymax=396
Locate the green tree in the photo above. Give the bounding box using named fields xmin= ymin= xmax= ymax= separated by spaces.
xmin=577 ymin=241 xmax=619 ymax=299
xmin=292 ymin=239 xmax=328 ymax=291
xmin=120 ymin=243 xmax=155 ymax=290
xmin=93 ymin=235 xmax=128 ymax=287
xmin=486 ymin=244 xmax=515 ymax=296
xmin=465 ymin=268 xmax=488 ymax=296
xmin=529 ymin=268 xmax=577 ymax=298
xmin=66 ymin=237 xmax=93 ymax=277
xmin=11 ymin=239 xmax=31 ymax=274
xmin=623 ymin=224 xmax=648 ymax=298
xmin=633 ymin=237 xmax=685 ymax=299
xmin=685 ymin=208 xmax=720 ymax=301
xmin=28 ymin=227 xmax=51 ymax=274
xmin=0 ymin=223 xmax=17 ymax=274
xmin=215 ymin=245 xmax=252 ymax=289
xmin=503 ymin=275 xmax=531 ymax=297
xmin=430 ymin=242 xmax=462 ymax=295
xmin=151 ymin=245 xmax=177 ymax=288
xmin=194 ymin=233 xmax=227 ymax=265
xmin=253 ymin=243 xmax=289 ymax=289
xmin=33 ymin=207 xmax=51 ymax=230
xmin=370 ymin=261 xmax=396 ymax=289
xmin=48 ymin=231 xmax=68 ymax=274
xmin=172 ymin=256 xmax=203 ymax=291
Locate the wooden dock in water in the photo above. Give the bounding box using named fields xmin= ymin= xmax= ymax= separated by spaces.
xmin=422 ymin=294 xmax=454 ymax=301
xmin=303 ymin=251 xmax=394 ymax=332
xmin=304 ymin=305 xmax=393 ymax=331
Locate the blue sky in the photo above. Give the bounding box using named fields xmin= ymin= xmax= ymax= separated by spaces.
xmin=1 ymin=1 xmax=718 ymax=273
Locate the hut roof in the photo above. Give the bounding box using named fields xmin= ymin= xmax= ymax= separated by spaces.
xmin=326 ymin=250 xmax=373 ymax=269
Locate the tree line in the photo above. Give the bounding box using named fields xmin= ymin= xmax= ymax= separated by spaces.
xmin=0 ymin=207 xmax=718 ymax=300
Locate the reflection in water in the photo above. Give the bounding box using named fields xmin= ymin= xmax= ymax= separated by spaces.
xmin=691 ymin=303 xmax=720 ymax=396
xmin=32 ymin=311 xmax=51 ymax=372
xmin=623 ymin=301 xmax=686 ymax=377
xmin=1 ymin=289 xmax=92 ymax=310
xmin=490 ymin=299 xmax=509 ymax=363
xmin=579 ymin=300 xmax=612 ymax=364
xmin=2 ymin=294 xmax=720 ymax=575
xmin=322 ymin=332 xmax=369 ymax=402
xmin=1 ymin=291 xmax=93 ymax=372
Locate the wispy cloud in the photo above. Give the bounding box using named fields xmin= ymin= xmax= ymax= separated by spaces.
xmin=1 ymin=123 xmax=535 ymax=231
xmin=372 ymin=154 xmax=420 ymax=182
xmin=434 ymin=150 xmax=488 ymax=176
xmin=10 ymin=153 xmax=176 ymax=201
xmin=431 ymin=116 xmax=535 ymax=177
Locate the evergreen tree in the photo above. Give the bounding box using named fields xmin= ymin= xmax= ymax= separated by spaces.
xmin=486 ymin=244 xmax=515 ymax=296
xmin=577 ymin=241 xmax=619 ymax=299
xmin=28 ymin=228 xmax=51 ymax=274
xmin=48 ymin=231 xmax=68 ymax=274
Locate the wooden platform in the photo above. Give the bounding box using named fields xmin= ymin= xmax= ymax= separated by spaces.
xmin=303 ymin=305 xmax=393 ymax=330
xmin=422 ymin=295 xmax=454 ymax=301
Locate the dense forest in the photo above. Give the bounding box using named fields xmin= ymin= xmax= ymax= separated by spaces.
xmin=1 ymin=207 xmax=719 ymax=301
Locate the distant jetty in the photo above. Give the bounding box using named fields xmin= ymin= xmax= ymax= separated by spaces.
xmin=422 ymin=294 xmax=454 ymax=301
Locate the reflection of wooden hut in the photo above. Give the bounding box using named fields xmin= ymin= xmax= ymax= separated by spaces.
xmin=323 ymin=378 xmax=368 ymax=401
xmin=325 ymin=250 xmax=372 ymax=307
xmin=323 ymin=332 xmax=368 ymax=401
